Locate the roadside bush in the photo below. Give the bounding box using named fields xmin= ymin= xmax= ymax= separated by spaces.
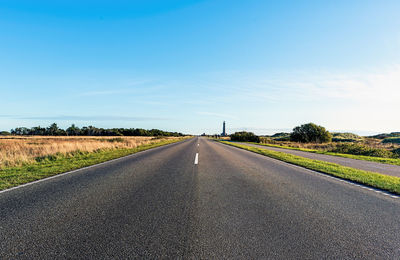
xmin=230 ymin=131 xmax=260 ymax=142
xmin=290 ymin=123 xmax=332 ymax=143
xmin=329 ymin=143 xmax=396 ymax=158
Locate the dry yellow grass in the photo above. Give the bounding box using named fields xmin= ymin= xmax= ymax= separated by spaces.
xmin=0 ymin=136 xmax=179 ymax=168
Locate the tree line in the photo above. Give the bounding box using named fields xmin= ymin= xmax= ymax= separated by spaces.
xmin=9 ymin=123 xmax=185 ymax=137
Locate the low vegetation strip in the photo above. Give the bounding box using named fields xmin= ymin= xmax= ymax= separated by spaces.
xmin=248 ymin=142 xmax=400 ymax=166
xmin=221 ymin=141 xmax=400 ymax=195
xmin=1 ymin=136 xmax=175 ymax=168
xmin=0 ymin=137 xmax=188 ymax=191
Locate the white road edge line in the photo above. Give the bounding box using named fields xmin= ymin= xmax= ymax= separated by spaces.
xmin=0 ymin=139 xmax=188 ymax=195
xmin=194 ymin=153 xmax=199 ymax=165
xmin=288 ymin=162 xmax=400 ymax=199
xmin=218 ymin=142 xmax=400 ymax=199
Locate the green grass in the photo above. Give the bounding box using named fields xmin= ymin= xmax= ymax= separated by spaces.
xmin=221 ymin=141 xmax=400 ymax=195
xmin=247 ymin=142 xmax=400 ymax=166
xmin=0 ymin=138 xmax=187 ymax=191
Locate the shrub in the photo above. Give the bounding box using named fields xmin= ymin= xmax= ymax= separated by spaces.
xmin=290 ymin=123 xmax=332 ymax=143
xmin=332 ymin=138 xmax=357 ymax=142
xmin=329 ymin=143 xmax=395 ymax=158
xmin=392 ymin=148 xmax=400 ymax=157
xmin=382 ymin=137 xmax=400 ymax=144
xmin=230 ymin=131 xmax=260 ymax=142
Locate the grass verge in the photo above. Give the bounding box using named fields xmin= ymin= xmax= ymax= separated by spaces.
xmin=247 ymin=142 xmax=400 ymax=166
xmin=221 ymin=141 xmax=400 ymax=195
xmin=0 ymin=138 xmax=188 ymax=191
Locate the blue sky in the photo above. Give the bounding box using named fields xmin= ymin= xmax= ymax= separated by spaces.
xmin=1 ymin=0 xmax=399 ymax=135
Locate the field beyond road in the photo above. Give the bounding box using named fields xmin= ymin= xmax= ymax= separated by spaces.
xmin=0 ymin=136 xmax=188 ymax=190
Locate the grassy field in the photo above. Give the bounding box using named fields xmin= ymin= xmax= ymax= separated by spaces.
xmin=247 ymin=142 xmax=400 ymax=166
xmin=0 ymin=136 xmax=188 ymax=191
xmin=0 ymin=136 xmax=173 ymax=168
xmin=261 ymin=134 xmax=400 ymax=151
xmin=221 ymin=141 xmax=400 ymax=195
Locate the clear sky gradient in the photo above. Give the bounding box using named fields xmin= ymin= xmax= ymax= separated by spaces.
xmin=1 ymin=0 xmax=399 ymax=135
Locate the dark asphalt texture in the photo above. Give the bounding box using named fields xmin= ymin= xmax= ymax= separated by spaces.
xmin=238 ymin=142 xmax=400 ymax=177
xmin=1 ymin=137 xmax=399 ymax=259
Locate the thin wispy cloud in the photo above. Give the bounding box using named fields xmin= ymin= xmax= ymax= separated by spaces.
xmin=181 ymin=65 xmax=400 ymax=133
xmin=200 ymin=65 xmax=400 ymax=104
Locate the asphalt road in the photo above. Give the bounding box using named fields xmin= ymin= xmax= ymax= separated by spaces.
xmin=1 ymin=137 xmax=399 ymax=259
xmin=237 ymin=142 xmax=400 ymax=177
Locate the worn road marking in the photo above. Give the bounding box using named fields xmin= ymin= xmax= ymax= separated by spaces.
xmin=194 ymin=153 xmax=199 ymax=165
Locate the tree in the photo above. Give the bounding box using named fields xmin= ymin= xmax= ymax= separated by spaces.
xmin=290 ymin=123 xmax=332 ymax=143
xmin=81 ymin=126 xmax=98 ymax=136
xmin=66 ymin=124 xmax=81 ymax=136
xmin=11 ymin=127 xmax=29 ymax=135
xmin=30 ymin=126 xmax=46 ymax=135
xmin=46 ymin=123 xmax=61 ymax=136
xmin=230 ymin=131 xmax=260 ymax=142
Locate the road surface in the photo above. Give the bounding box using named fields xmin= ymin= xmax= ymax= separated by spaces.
xmin=1 ymin=137 xmax=399 ymax=259
xmin=236 ymin=142 xmax=400 ymax=177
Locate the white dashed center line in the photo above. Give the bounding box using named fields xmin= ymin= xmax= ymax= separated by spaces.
xmin=194 ymin=153 xmax=199 ymax=165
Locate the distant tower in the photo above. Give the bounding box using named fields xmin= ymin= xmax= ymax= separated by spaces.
xmin=222 ymin=121 xmax=226 ymax=136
